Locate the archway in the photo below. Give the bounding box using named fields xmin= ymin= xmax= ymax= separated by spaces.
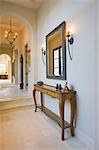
xmin=0 ymin=54 xmax=11 ymax=81
xmin=0 ymin=13 xmax=34 ymax=90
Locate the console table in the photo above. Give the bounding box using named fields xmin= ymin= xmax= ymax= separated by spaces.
xmin=0 ymin=74 xmax=8 ymax=79
xmin=33 ymin=84 xmax=77 ymax=140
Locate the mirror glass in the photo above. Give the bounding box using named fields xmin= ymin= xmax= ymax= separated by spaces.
xmin=46 ymin=21 xmax=66 ymax=80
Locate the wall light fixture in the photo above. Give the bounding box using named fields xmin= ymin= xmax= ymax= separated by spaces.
xmin=41 ymin=44 xmax=46 ymax=65
xmin=67 ymin=31 xmax=74 ymax=60
xmin=41 ymin=45 xmax=46 ymax=55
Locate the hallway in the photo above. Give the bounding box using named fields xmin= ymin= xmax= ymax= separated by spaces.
xmin=0 ymin=0 xmax=97 ymax=149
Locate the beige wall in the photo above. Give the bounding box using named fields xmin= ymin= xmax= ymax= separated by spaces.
xmin=8 ymin=60 xmax=11 ymax=80
xmin=37 ymin=1 xmax=96 ymax=149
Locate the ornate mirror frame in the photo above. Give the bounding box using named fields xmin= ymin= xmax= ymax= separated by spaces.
xmin=46 ymin=21 xmax=66 ymax=80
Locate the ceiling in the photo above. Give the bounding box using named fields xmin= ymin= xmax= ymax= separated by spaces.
xmin=0 ymin=0 xmax=44 ymax=34
xmin=0 ymin=18 xmax=25 ymax=31
xmin=0 ymin=0 xmax=43 ymax=9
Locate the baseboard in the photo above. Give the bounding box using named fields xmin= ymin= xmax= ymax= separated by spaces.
xmin=75 ymin=129 xmax=95 ymax=150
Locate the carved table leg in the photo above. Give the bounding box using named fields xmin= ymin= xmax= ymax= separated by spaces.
xmin=33 ymin=89 xmax=37 ymax=112
xmin=59 ymin=99 xmax=65 ymax=140
xmin=70 ymin=95 xmax=76 ymax=136
xmin=73 ymin=96 xmax=77 ymax=128
xmin=40 ymin=92 xmax=43 ymax=111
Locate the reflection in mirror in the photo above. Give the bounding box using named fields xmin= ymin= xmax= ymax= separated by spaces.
xmin=53 ymin=47 xmax=63 ymax=76
xmin=46 ymin=21 xmax=66 ymax=80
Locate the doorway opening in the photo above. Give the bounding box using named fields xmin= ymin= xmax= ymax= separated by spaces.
xmin=0 ymin=54 xmax=11 ymax=82
xmin=0 ymin=14 xmax=34 ymax=90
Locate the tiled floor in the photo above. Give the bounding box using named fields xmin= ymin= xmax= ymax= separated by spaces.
xmin=0 ymin=80 xmax=89 ymax=150
xmin=0 ymin=109 xmax=89 ymax=150
xmin=0 ymin=80 xmax=32 ymax=101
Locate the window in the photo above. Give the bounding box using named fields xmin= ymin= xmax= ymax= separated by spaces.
xmin=53 ymin=46 xmax=63 ymax=76
xmin=0 ymin=64 xmax=6 ymax=75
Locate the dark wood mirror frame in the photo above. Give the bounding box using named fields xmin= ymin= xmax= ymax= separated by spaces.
xmin=46 ymin=21 xmax=66 ymax=80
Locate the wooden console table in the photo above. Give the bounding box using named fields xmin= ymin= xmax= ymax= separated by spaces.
xmin=33 ymin=84 xmax=77 ymax=140
xmin=0 ymin=74 xmax=8 ymax=79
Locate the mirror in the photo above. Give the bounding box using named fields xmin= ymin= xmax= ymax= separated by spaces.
xmin=46 ymin=21 xmax=66 ymax=80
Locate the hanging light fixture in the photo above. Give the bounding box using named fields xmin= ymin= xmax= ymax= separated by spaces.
xmin=5 ymin=19 xmax=18 ymax=44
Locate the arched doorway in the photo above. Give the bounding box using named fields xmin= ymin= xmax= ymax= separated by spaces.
xmin=0 ymin=54 xmax=11 ymax=81
xmin=0 ymin=15 xmax=33 ymax=90
xmin=0 ymin=1 xmax=39 ymax=91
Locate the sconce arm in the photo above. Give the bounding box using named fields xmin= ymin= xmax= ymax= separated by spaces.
xmin=67 ymin=41 xmax=72 ymax=60
xmin=67 ymin=32 xmax=74 ymax=60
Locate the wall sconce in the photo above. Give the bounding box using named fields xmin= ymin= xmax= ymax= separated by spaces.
xmin=41 ymin=45 xmax=46 ymax=65
xmin=67 ymin=31 xmax=74 ymax=60
xmin=25 ymin=43 xmax=31 ymax=53
xmin=41 ymin=45 xmax=46 ymax=55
